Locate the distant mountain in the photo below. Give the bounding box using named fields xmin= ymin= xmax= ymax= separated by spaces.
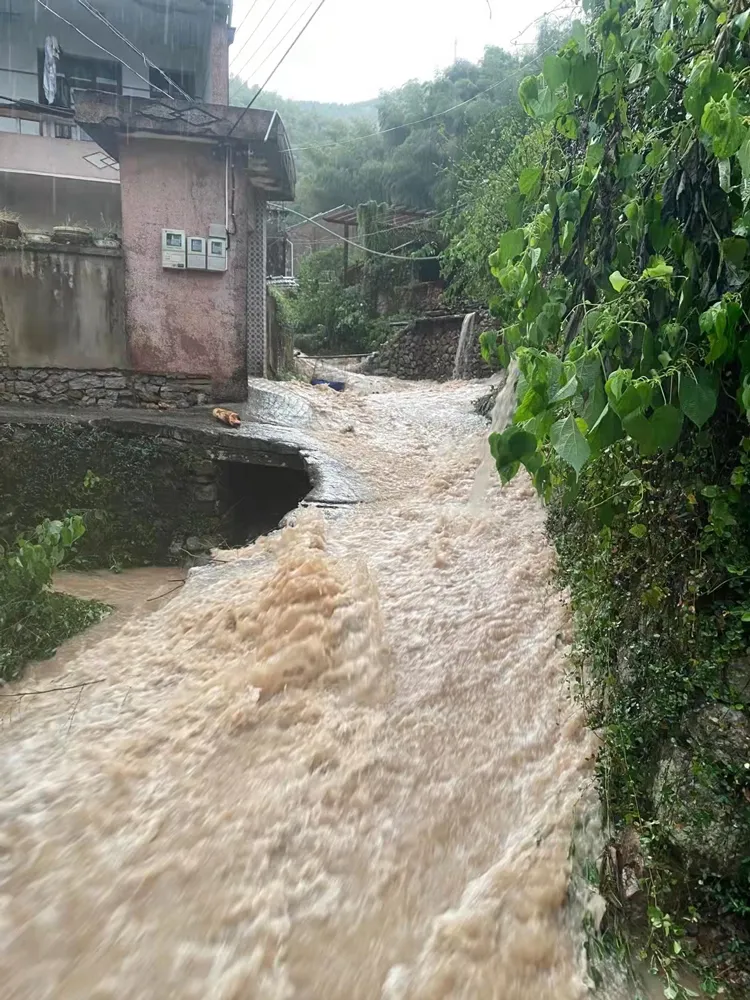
xmin=229 ymin=79 xmax=379 ymax=213
xmin=228 ymin=18 xmax=569 ymax=217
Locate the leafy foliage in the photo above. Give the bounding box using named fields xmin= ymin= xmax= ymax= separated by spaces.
xmin=0 ymin=515 xmax=109 ymax=681
xmin=487 ymin=0 xmax=750 ymax=490
xmin=441 ymin=106 xmax=545 ymax=303
xmin=274 ymin=246 xmax=389 ymax=354
xmin=483 ymin=0 xmax=750 ymax=989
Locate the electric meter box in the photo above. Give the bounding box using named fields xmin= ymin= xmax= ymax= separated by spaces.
xmin=207 ymin=236 xmax=228 ymax=272
xmin=162 ymin=229 xmax=186 ymax=269
xmin=187 ymin=236 xmax=207 ymax=269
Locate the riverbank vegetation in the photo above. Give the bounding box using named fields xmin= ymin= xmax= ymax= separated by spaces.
xmin=480 ymin=0 xmax=750 ymax=993
xmin=0 ymin=424 xmax=222 ymax=570
xmin=0 ymin=515 xmax=109 ymax=683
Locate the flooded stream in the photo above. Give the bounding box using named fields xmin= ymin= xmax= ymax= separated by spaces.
xmin=1 ymin=376 xmax=601 ymax=999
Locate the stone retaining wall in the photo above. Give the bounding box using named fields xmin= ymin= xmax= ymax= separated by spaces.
xmin=0 ymin=367 xmax=213 ymax=408
xmin=360 ymin=313 xmax=493 ymax=381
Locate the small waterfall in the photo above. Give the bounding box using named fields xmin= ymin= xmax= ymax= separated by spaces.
xmin=470 ymin=359 xmax=520 ymax=506
xmin=452 ymin=311 xmax=477 ymax=380
xmin=487 ymin=358 xmax=520 ymax=437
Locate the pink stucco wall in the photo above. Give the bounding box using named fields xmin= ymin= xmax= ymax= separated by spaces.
xmin=118 ymin=138 xmax=249 ymax=400
xmin=208 ymin=22 xmax=229 ymax=104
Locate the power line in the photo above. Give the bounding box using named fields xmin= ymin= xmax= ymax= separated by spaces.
xmin=227 ymin=0 xmax=328 ymax=136
xmin=231 ymin=0 xmax=263 ymax=40
xmin=229 ymin=0 xmax=286 ymax=71
xmin=229 ymin=0 xmax=312 ymax=95
xmin=285 ymin=36 xmax=564 ymax=154
xmin=282 ymin=207 xmax=440 ymax=260
xmin=510 ymin=0 xmax=577 ymax=45
xmin=34 ymin=0 xmax=176 ymax=101
xmin=72 ymin=0 xmax=194 ymax=101
xmin=284 ymin=206 xmax=451 ymax=240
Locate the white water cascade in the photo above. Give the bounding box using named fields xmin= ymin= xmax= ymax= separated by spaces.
xmin=452 ymin=311 xmax=477 ymax=380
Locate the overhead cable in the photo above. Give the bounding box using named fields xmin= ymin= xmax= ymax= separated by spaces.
xmin=34 ymin=0 xmax=175 ymax=100
xmin=229 ymin=0 xmax=312 ymax=91
xmin=283 ymin=206 xmax=450 ymax=240
xmin=227 ymin=0 xmax=327 ymax=135
xmin=282 ymin=207 xmax=440 ymax=260
xmin=231 ymin=0 xmax=263 ymax=39
xmin=229 ymin=0 xmax=286 ymax=70
xmin=73 ymin=0 xmax=194 ymax=101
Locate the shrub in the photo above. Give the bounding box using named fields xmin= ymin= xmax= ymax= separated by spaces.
xmin=0 ymin=515 xmax=109 ymax=681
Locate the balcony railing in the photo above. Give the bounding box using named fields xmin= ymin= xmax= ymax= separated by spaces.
xmin=0 ymin=103 xmax=93 ymax=141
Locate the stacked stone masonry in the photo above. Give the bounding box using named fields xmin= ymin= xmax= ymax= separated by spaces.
xmin=0 ymin=367 xmax=213 ymax=408
xmin=360 ymin=313 xmax=493 ymax=381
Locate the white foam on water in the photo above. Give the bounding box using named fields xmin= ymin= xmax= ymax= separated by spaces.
xmin=0 ymin=375 xmax=601 ymax=1000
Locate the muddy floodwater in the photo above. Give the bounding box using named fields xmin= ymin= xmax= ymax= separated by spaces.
xmin=0 ymin=377 xmax=602 ymax=999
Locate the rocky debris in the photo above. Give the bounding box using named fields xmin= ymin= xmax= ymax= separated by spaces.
xmin=653 ymin=704 xmax=750 ymax=875
xmin=0 ymin=366 xmax=212 ymax=409
xmin=473 ymin=373 xmax=508 ymax=421
xmin=359 ymin=312 xmax=495 ymax=381
xmin=600 ymin=824 xmax=646 ymax=915
xmin=169 ymin=533 xmax=219 ymax=564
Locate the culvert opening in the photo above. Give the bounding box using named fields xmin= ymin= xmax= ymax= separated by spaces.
xmin=216 ymin=460 xmax=311 ymax=546
xmin=0 ymin=421 xmax=312 ymax=568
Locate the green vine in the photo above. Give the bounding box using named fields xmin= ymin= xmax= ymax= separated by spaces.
xmin=486 ymin=0 xmax=750 ymax=487
xmin=483 ymin=0 xmax=750 ymax=992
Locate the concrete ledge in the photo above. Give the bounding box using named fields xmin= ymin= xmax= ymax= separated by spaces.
xmin=0 ymin=404 xmax=371 ymax=508
xmin=0 ymin=237 xmax=122 ymax=258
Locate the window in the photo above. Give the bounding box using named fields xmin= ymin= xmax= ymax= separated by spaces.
xmin=0 ymin=117 xmax=40 ymax=135
xmin=149 ymin=67 xmax=195 ymax=100
xmin=38 ymin=50 xmax=121 ymax=109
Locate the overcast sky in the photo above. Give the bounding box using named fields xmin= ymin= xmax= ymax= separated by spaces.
xmin=229 ymin=0 xmax=565 ymax=103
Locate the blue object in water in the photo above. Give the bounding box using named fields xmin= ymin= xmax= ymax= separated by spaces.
xmin=311 ymin=379 xmax=345 ymax=391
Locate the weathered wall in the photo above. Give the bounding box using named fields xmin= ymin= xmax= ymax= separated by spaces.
xmin=0 ymin=170 xmax=122 ymax=231
xmin=118 ymin=139 xmax=250 ymax=400
xmin=0 ymin=243 xmax=126 ymax=368
xmin=207 ymin=21 xmax=230 ymax=103
xmin=361 ymin=314 xmax=492 ymax=381
xmin=0 ymin=367 xmax=212 ymax=408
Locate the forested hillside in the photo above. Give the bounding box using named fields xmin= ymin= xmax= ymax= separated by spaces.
xmin=231 ymin=21 xmax=569 ymax=308
xmin=229 ymin=19 xmax=567 ymax=220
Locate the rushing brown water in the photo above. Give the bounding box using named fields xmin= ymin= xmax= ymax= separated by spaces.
xmin=0 ymin=377 xmax=599 ymax=999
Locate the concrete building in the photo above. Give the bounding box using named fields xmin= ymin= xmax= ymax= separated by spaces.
xmin=0 ymin=2 xmax=296 ymax=400
xmin=0 ymin=0 xmax=232 ymax=229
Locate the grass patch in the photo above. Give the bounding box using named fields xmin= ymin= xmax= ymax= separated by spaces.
xmin=1 ymin=591 xmax=111 ymax=683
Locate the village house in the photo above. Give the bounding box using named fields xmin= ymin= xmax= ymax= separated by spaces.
xmin=0 ymin=0 xmax=233 ymax=228
xmin=0 ymin=0 xmax=295 ymax=400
